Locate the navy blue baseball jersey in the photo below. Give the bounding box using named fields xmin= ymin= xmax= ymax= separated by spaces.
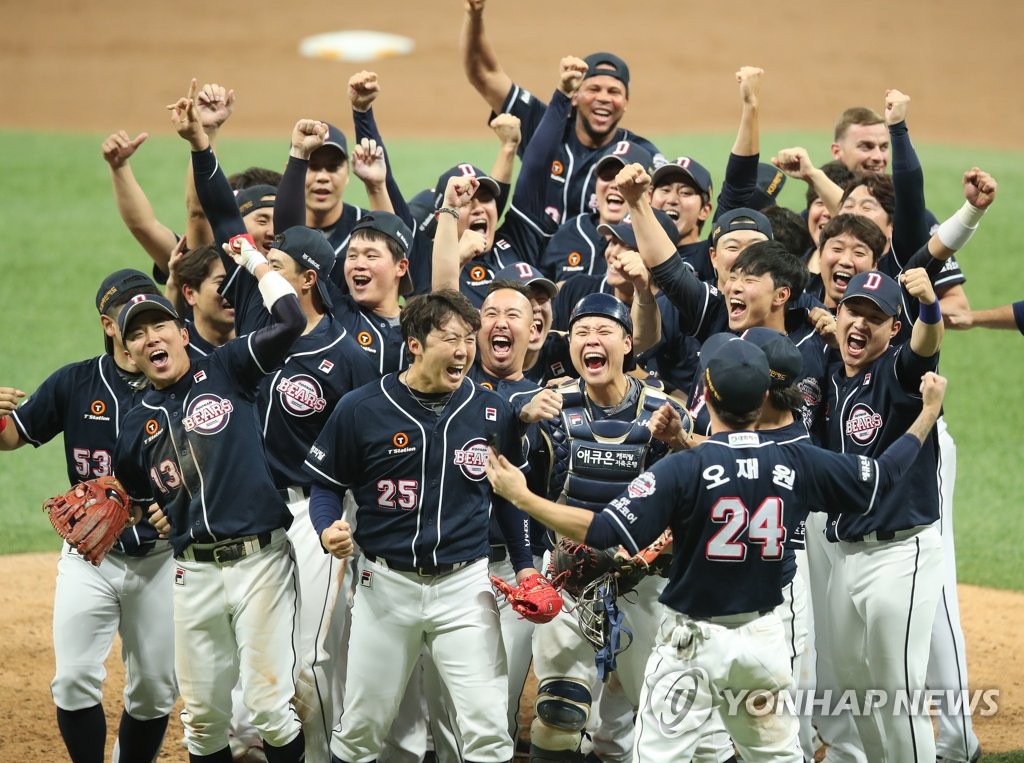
xmin=584 ymin=430 xmax=905 ymax=618
xmin=114 ymin=296 xmax=305 ymax=555
xmin=524 ymin=331 xmax=576 ymax=386
xmin=305 ymin=375 xmax=532 ymax=570
xmin=540 ymin=213 xmax=608 ymax=282
xmin=258 ymin=313 xmax=378 ymax=488
xmin=494 ymin=84 xmax=662 ymax=225
xmin=184 ymin=319 xmax=219 ymax=358
xmin=634 ymin=293 xmax=702 ymax=399
xmin=11 ymin=354 xmax=160 ymax=553
xmin=328 ymin=293 xmax=408 ymax=376
xmin=823 ymin=343 xmax=940 ymax=541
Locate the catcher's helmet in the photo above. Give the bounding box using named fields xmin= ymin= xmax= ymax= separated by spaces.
xmin=568 ymin=292 xmax=636 ymax=371
xmin=569 ymin=292 xmax=633 ymax=336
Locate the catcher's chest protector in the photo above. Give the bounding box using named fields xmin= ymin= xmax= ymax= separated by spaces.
xmin=557 ymin=379 xmax=666 ymax=511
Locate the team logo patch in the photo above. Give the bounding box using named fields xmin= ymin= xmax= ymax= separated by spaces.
xmin=174 ymin=568 xmax=185 ymax=586
xmin=193 ymin=370 xmax=207 ymax=383
xmin=90 ymin=400 xmax=106 ymax=416
xmin=567 ymin=252 xmax=582 ymax=267
xmin=277 ymin=375 xmax=327 ymax=417
xmin=360 ymin=570 xmax=373 ymax=588
xmin=453 ymin=437 xmax=490 ymax=481
xmin=319 ymin=359 xmax=335 ymax=374
xmin=845 ymin=403 xmax=883 ymax=445
xmin=469 ymin=265 xmax=488 ymax=282
xmin=393 ymin=432 xmax=409 ymax=448
xmin=551 ymin=160 xmax=564 ymax=176
xmin=145 ymin=419 xmax=160 ymax=436
xmin=485 ymin=407 xmax=497 ymax=421
xmin=568 ymin=413 xmax=584 ymax=427
xmin=627 ymin=471 xmax=657 ymax=498
xmin=480 ymin=381 xmax=494 ymax=390
xmin=182 ymin=394 xmax=234 ymax=435
xmin=357 ymin=331 xmax=373 ymax=347
xmin=863 ymin=372 xmax=872 ymax=386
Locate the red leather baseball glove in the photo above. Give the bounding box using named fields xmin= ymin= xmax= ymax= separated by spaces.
xmin=43 ymin=476 xmax=132 ymax=565
xmin=490 ymin=572 xmax=564 ymax=624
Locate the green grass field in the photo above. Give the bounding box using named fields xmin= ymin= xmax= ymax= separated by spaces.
xmin=1 ymin=128 xmax=1022 ymax=593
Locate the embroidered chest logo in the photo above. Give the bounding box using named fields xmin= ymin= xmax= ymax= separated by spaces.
xmin=183 ymin=394 xmax=234 ymax=435
xmin=845 ymin=403 xmax=883 ymax=446
xmin=277 ymin=375 xmax=327 ymax=417
xmin=453 ymin=437 xmax=490 ymax=481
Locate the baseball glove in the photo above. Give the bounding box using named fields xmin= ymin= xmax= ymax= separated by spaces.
xmin=614 ymin=528 xmax=674 ymax=578
xmin=490 ymin=572 xmax=564 ymax=624
xmin=43 ymin=476 xmax=132 ymax=565
xmin=548 ymin=537 xmax=646 ymax=599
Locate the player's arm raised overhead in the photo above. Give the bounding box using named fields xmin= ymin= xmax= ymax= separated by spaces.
xmin=183 ymin=81 xmax=235 ymax=250
xmin=488 ymin=112 xmax=521 ymax=186
xmin=350 ymin=71 xmax=415 ymax=227
xmin=460 ymin=0 xmax=514 ymax=115
xmin=903 ymin=267 xmax=944 ymax=358
xmin=351 ymin=138 xmax=393 ymax=213
xmin=432 ymin=175 xmax=485 ymax=293
xmin=732 ymin=66 xmax=763 ymax=159
xmin=771 ymin=146 xmax=844 ymax=215
xmin=613 ymin=248 xmax=661 ymax=355
xmin=884 ymin=88 xmax=929 ymax=258
xmin=102 ymin=129 xmax=179 ymax=273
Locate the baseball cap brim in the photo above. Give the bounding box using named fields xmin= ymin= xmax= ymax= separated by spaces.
xmin=117 ymin=296 xmax=180 ymax=337
xmin=651 ymin=164 xmax=708 ymax=194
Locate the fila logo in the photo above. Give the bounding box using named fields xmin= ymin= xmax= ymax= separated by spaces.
xmin=485 ymin=407 xmax=497 ymax=421
xmin=174 ymin=568 xmax=185 ymax=586
xmin=194 ymin=370 xmax=207 ymax=383
xmin=360 ymin=570 xmax=373 ymax=588
xmin=319 ymin=359 xmax=335 ymax=374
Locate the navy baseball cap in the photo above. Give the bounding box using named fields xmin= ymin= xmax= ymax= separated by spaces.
xmin=271 ymin=226 xmax=336 ymax=308
xmin=350 ymin=212 xmax=416 ymax=296
xmin=839 ymin=270 xmax=902 ymax=317
xmin=711 ymin=208 xmax=774 ymax=247
xmin=493 ymin=263 xmax=557 ymax=301
xmin=432 ymin=165 xmax=501 ymax=210
xmin=96 ymin=269 xmax=158 ymax=315
xmin=597 ymin=208 xmax=678 ymax=250
xmin=235 ymin=184 xmax=276 ymax=217
xmin=748 ymin=163 xmax=787 ymax=211
xmin=595 ymin=142 xmax=653 ymax=177
xmin=316 ymin=122 xmax=348 ymax=158
xmin=97 ymin=269 xmax=161 ymax=354
xmin=117 ymin=293 xmax=180 ymax=337
xmin=651 ymin=157 xmax=713 ymax=197
xmin=584 ymin=52 xmax=630 ymax=93
xmin=741 ymin=328 xmax=803 ymax=388
xmin=703 ymin=337 xmax=770 ymax=415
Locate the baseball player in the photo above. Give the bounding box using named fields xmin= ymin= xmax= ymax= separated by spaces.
xmin=112 ymin=240 xmax=308 ymax=762
xmin=538 ymin=141 xmax=652 ymax=282
xmin=165 ymin=242 xmax=237 ymax=355
xmin=304 ymin=289 xmax=537 ymax=763
xmin=486 ymin=337 xmax=948 ymax=762
xmin=461 ymin=0 xmax=662 ymax=224
xmin=0 ymin=269 xmax=176 ymax=763
xmin=821 ymin=269 xmax=946 ymax=761
xmin=520 ymin=292 xmax=688 ymax=762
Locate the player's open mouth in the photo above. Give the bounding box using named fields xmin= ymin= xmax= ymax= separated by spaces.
xmin=445 ymin=364 xmax=465 ymax=382
xmin=149 ymin=349 xmax=169 ymax=369
xmin=663 ymin=209 xmax=680 ymax=220
xmin=583 ymin=352 xmax=607 ymax=372
xmin=846 ymin=331 xmax=868 ymax=356
xmin=605 ymin=192 xmax=624 ymax=212
xmin=351 ymin=275 xmax=372 ymax=290
xmin=531 ymin=318 xmax=544 ymax=337
xmin=729 ymin=297 xmax=747 ymax=319
xmin=832 ymin=270 xmax=852 ymax=291
xmin=469 ymin=219 xmax=488 ymax=235
xmin=491 ymin=334 xmax=512 ymax=359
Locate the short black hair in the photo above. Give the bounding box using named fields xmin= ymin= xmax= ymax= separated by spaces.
xmin=839 ymin=173 xmax=895 ymax=222
xmin=486 ymin=280 xmax=532 ymax=301
xmin=401 ymin=289 xmax=482 ymax=350
xmin=818 ymin=214 xmax=888 ymax=265
xmin=705 ymin=391 xmax=761 ymax=429
xmin=762 ymin=206 xmax=814 ymax=259
xmin=227 ymin=166 xmax=283 ymax=190
xmin=767 ymin=385 xmax=805 ymax=416
xmin=350 ymin=228 xmax=405 ymax=263
xmin=170 ymin=244 xmax=221 ymax=292
xmin=731 ymin=240 xmax=809 ymax=303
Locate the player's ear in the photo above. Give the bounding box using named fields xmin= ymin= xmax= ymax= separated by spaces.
xmin=182 ymin=283 xmax=198 ymax=307
xmin=407 ymin=335 xmax=422 ymax=359
xmin=180 ymin=324 xmax=190 ymax=347
xmin=100 ymin=313 xmax=117 ymax=339
xmin=397 ymin=257 xmax=410 ymax=276
xmin=830 ymin=142 xmax=843 ymax=162
xmin=889 ymin=319 xmax=901 ymax=339
xmin=772 ymin=285 xmax=791 ymax=309
xmin=122 ymin=347 xmax=138 ymax=368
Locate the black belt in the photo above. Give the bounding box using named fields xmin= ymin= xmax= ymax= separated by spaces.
xmin=489 ymin=545 xmax=508 ymax=563
xmin=277 ymin=486 xmax=311 ymax=501
xmin=180 ymin=533 xmax=273 ymax=564
xmin=364 ymin=553 xmax=477 ymax=577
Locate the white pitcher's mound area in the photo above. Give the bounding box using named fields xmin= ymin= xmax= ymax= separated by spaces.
xmin=299 ymin=30 xmax=414 ymax=62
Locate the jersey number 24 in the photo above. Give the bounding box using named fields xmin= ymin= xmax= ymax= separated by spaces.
xmin=706 ymin=497 xmax=786 ymax=561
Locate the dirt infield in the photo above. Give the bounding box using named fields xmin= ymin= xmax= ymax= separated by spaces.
xmin=2 ymin=0 xmax=1022 ymax=759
